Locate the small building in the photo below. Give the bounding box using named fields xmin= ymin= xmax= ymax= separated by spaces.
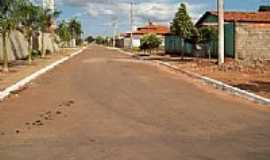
xmin=196 ymin=10 xmax=270 ymax=60
xmin=123 ymin=21 xmax=170 ymax=48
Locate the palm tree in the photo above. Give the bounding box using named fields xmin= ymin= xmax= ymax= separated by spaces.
xmin=19 ymin=0 xmax=40 ymax=64
xmin=56 ymin=20 xmax=71 ymax=47
xmin=0 ymin=0 xmax=20 ymax=72
xmin=68 ymin=18 xmax=83 ymax=47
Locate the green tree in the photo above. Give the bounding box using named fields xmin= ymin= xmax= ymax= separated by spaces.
xmin=259 ymin=5 xmax=270 ymax=12
xmin=56 ymin=20 xmax=71 ymax=47
xmin=68 ymin=18 xmax=83 ymax=45
xmin=199 ymin=27 xmax=218 ymax=60
xmin=171 ymin=3 xmax=195 ymax=58
xmin=0 ymin=0 xmax=20 ymax=72
xmin=95 ymin=36 xmax=105 ymax=45
xmin=85 ymin=35 xmax=94 ymax=43
xmin=140 ymin=34 xmax=162 ymax=54
xmin=19 ymin=0 xmax=41 ymax=64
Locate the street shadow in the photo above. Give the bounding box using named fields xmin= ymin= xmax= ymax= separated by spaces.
xmin=234 ymin=81 xmax=270 ymax=93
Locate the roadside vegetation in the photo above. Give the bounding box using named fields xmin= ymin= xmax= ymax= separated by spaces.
xmin=0 ymin=0 xmax=84 ymax=73
xmin=95 ymin=36 xmax=106 ymax=45
xmin=57 ymin=19 xmax=83 ymax=47
xmin=171 ymin=3 xmax=199 ymax=59
xmin=140 ymin=34 xmax=162 ymax=54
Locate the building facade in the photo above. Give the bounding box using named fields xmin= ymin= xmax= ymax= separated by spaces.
xmin=122 ymin=22 xmax=170 ymax=48
xmin=196 ymin=11 xmax=270 ymax=60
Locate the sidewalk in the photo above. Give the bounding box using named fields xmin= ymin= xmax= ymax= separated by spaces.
xmin=0 ymin=48 xmax=80 ymax=91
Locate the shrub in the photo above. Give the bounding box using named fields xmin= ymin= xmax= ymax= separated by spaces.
xmin=95 ymin=36 xmax=105 ymax=45
xmin=140 ymin=34 xmax=162 ymax=54
xmin=85 ymin=36 xmax=94 ymax=43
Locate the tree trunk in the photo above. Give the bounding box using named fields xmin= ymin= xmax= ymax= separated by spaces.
xmin=207 ymin=43 xmax=211 ymax=62
xmin=181 ymin=38 xmax=184 ymax=60
xmin=28 ymin=36 xmax=33 ymax=64
xmin=41 ymin=32 xmax=45 ymax=58
xmin=207 ymin=46 xmax=212 ymax=62
xmin=2 ymin=32 xmax=9 ymax=73
xmin=28 ymin=32 xmax=33 ymax=64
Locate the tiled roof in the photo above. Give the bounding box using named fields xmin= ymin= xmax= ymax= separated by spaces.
xmin=209 ymin=11 xmax=270 ymax=23
xmin=133 ymin=23 xmax=170 ymax=35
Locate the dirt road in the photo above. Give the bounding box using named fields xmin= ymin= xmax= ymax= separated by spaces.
xmin=0 ymin=45 xmax=269 ymax=160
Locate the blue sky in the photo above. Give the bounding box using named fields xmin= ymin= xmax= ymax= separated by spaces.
xmin=55 ymin=0 xmax=270 ymax=37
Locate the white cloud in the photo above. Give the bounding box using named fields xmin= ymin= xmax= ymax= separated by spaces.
xmin=63 ymin=0 xmax=206 ymax=26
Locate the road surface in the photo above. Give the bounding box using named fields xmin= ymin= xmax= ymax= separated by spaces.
xmin=0 ymin=45 xmax=270 ymax=160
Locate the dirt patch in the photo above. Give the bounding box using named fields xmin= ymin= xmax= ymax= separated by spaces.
xmin=154 ymin=57 xmax=270 ymax=99
xmin=0 ymin=99 xmax=75 ymax=137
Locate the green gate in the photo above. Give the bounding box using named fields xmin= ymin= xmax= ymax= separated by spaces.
xmin=224 ymin=23 xmax=235 ymax=57
xmin=165 ymin=35 xmax=193 ymax=56
xmin=207 ymin=23 xmax=235 ymax=58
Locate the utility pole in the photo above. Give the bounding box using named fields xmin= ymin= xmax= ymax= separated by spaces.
xmin=129 ymin=0 xmax=134 ymax=49
xmin=218 ymin=0 xmax=225 ymax=64
xmin=112 ymin=21 xmax=117 ymax=47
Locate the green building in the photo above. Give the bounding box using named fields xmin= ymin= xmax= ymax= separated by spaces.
xmin=196 ymin=11 xmax=270 ymax=60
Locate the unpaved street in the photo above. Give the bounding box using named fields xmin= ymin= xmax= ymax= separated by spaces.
xmin=0 ymin=45 xmax=270 ymax=160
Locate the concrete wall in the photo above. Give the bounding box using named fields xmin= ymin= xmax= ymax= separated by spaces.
xmin=0 ymin=30 xmax=29 ymax=62
xmin=0 ymin=30 xmax=60 ymax=62
xmin=124 ymin=38 xmax=131 ymax=48
xmin=36 ymin=32 xmax=59 ymax=53
xmin=235 ymin=23 xmax=270 ymax=60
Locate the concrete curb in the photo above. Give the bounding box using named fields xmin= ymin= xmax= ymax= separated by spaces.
xmin=114 ymin=47 xmax=270 ymax=106
xmin=0 ymin=47 xmax=86 ymax=101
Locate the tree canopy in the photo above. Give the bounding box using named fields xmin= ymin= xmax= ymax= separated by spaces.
xmin=0 ymin=0 xmax=83 ymax=71
xmin=199 ymin=27 xmax=218 ymax=43
xmin=57 ymin=20 xmax=71 ymax=43
xmin=95 ymin=36 xmax=105 ymax=44
xmin=85 ymin=36 xmax=95 ymax=43
xmin=140 ymin=34 xmax=162 ymax=54
xmin=170 ymin=3 xmax=195 ymax=40
xmin=68 ymin=18 xmax=83 ymax=40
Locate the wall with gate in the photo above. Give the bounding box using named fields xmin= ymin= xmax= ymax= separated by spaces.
xmin=165 ymin=35 xmax=193 ymax=56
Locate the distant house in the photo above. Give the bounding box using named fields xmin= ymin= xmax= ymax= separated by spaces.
xmin=122 ymin=21 xmax=170 ymax=48
xmin=196 ymin=10 xmax=270 ymax=60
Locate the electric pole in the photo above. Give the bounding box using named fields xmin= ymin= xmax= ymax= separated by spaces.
xmin=218 ymin=0 xmax=225 ymax=64
xmin=112 ymin=21 xmax=117 ymax=47
xmin=129 ymin=0 xmax=134 ymax=49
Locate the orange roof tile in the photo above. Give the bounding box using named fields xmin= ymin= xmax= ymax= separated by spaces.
xmin=133 ymin=23 xmax=170 ymax=35
xmin=209 ymin=11 xmax=270 ymax=23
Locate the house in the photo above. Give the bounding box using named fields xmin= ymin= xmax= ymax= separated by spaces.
xmin=122 ymin=21 xmax=170 ymax=48
xmin=196 ymin=10 xmax=270 ymax=60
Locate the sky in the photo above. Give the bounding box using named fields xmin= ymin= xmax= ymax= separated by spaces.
xmin=52 ymin=0 xmax=270 ymax=37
